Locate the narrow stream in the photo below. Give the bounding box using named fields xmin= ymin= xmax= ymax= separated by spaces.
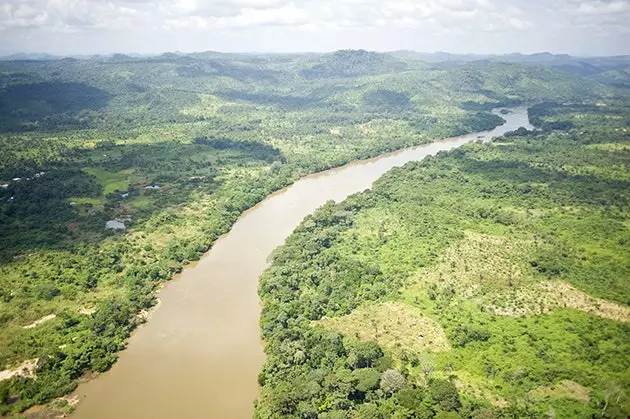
xmin=71 ymin=108 xmax=533 ymax=419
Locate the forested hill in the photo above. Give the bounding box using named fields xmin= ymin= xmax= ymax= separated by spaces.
xmin=390 ymin=51 xmax=630 ymax=80
xmin=0 ymin=50 xmax=613 ymax=134
xmin=300 ymin=50 xmax=410 ymax=79
xmin=0 ymin=50 xmax=628 ymax=416
xmin=257 ymin=100 xmax=630 ymax=418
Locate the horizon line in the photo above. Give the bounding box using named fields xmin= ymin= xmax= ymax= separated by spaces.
xmin=2 ymin=49 xmax=630 ymax=60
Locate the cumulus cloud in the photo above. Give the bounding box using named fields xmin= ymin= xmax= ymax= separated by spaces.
xmin=0 ymin=0 xmax=628 ymax=55
xmin=0 ymin=0 xmax=532 ymax=31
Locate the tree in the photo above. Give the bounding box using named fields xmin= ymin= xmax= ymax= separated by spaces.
xmin=429 ymin=379 xmax=461 ymax=412
xmin=419 ymin=353 xmax=436 ymax=380
xmin=380 ymin=369 xmax=406 ymax=394
xmin=356 ymin=403 xmax=383 ymax=419
xmin=347 ymin=340 xmax=384 ymax=369
xmin=352 ymin=368 xmax=381 ymax=393
xmin=396 ymin=388 xmax=426 ymax=410
xmin=396 ymin=387 xmax=434 ymax=417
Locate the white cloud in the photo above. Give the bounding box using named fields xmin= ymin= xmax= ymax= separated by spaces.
xmin=0 ymin=0 xmax=502 ymax=31
xmin=0 ymin=0 xmax=627 ymax=55
xmin=508 ymin=17 xmax=532 ymax=30
xmin=577 ymin=0 xmax=630 ymax=14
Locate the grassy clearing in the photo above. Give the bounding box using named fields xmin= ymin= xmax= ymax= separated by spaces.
xmin=587 ymin=141 xmax=630 ymax=152
xmin=83 ymin=167 xmax=130 ymax=195
xmin=530 ymin=380 xmax=591 ymax=403
xmin=22 ymin=314 xmax=57 ymax=329
xmin=538 ymin=282 xmax=630 ymax=322
xmin=317 ymin=301 xmax=451 ymax=355
xmin=454 ymin=371 xmax=509 ymax=407
xmin=129 ymin=195 xmax=151 ymax=209
xmin=179 ymin=93 xmax=224 ymax=118
xmin=405 ymin=232 xmax=630 ymax=321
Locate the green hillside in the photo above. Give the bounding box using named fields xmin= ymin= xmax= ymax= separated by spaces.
xmin=257 ymin=100 xmax=630 ymax=418
xmin=301 ymin=50 xmax=411 ymax=79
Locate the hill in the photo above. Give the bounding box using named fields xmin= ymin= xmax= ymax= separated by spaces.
xmin=300 ymin=49 xmax=410 ymax=79
xmin=390 ymin=50 xmax=630 ymax=80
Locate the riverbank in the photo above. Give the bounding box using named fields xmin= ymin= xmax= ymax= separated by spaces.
xmin=66 ymin=108 xmax=532 ymax=419
xmin=255 ymin=101 xmax=630 ymax=417
xmin=1 ymin=105 xmax=516 ymax=418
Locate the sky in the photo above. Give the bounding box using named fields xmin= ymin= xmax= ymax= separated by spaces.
xmin=1 ymin=0 xmax=629 ymax=56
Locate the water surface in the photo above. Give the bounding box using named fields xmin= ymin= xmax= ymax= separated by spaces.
xmin=71 ymin=108 xmax=533 ymax=419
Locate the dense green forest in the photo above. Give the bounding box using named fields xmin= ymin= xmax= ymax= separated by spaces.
xmin=256 ymin=99 xmax=630 ymax=418
xmin=0 ymin=50 xmax=628 ymax=415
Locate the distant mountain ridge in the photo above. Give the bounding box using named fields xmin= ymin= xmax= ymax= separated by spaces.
xmin=0 ymin=52 xmax=65 ymax=61
xmin=3 ymin=49 xmax=630 ymax=66
xmin=2 ymin=49 xmax=629 ymax=92
xmin=390 ymin=50 xmax=630 ymax=79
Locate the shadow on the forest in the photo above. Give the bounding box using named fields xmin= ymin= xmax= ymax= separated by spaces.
xmin=214 ymin=89 xmax=323 ymax=110
xmin=458 ymin=157 xmax=630 ymax=208
xmin=0 ymin=82 xmax=112 ymax=132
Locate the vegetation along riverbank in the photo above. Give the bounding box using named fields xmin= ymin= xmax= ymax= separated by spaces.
xmin=256 ymin=99 xmax=630 ymax=418
xmin=0 ymin=50 xmax=628 ymax=415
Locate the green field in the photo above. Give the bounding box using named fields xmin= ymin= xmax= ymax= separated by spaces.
xmin=83 ymin=168 xmax=130 ymax=196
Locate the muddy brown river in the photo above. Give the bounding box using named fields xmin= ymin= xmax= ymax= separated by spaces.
xmin=71 ymin=108 xmax=533 ymax=419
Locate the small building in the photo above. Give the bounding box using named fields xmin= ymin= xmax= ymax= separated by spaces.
xmin=145 ymin=185 xmax=161 ymax=190
xmin=105 ymin=220 xmax=126 ymax=230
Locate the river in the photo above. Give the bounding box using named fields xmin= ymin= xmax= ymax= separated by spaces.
xmin=70 ymin=107 xmax=533 ymax=419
